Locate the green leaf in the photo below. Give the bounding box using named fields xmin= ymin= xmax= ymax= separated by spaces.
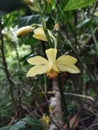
xmin=77 ymin=18 xmax=91 ymax=28
xmin=18 ymin=14 xmax=49 ymax=27
xmin=0 ymin=126 xmax=11 ymax=130
xmin=10 ymin=117 xmax=44 ymax=130
xmin=0 ymin=118 xmax=44 ymax=130
xmin=24 ymin=38 xmax=38 ymax=45
xmin=18 ymin=15 xmax=40 ymax=27
xmin=64 ymin=0 xmax=96 ymax=11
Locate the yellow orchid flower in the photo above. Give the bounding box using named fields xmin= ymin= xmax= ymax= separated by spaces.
xmin=26 ymin=48 xmax=80 ymax=79
xmin=17 ymin=26 xmax=33 ymax=36
xmin=33 ymin=27 xmax=53 ymax=42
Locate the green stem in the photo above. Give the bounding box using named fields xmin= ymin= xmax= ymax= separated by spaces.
xmin=90 ymin=25 xmax=98 ymax=52
xmin=34 ymin=1 xmax=52 ymax=46
xmin=40 ymin=15 xmax=57 ymax=48
xmin=36 ymin=1 xmax=57 ymax=48
xmin=40 ymin=15 xmax=53 ymax=46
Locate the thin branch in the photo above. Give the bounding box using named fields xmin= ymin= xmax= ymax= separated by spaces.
xmin=0 ymin=18 xmax=16 ymax=106
xmin=64 ymin=92 xmax=94 ymax=101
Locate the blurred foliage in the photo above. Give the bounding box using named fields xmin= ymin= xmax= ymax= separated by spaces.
xmin=0 ymin=117 xmax=44 ymax=130
xmin=0 ymin=0 xmax=98 ymax=130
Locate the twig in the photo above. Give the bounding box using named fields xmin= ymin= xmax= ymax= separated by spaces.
xmin=64 ymin=92 xmax=94 ymax=101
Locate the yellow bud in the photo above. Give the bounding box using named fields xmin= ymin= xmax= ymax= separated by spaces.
xmin=24 ymin=0 xmax=39 ymax=12
xmin=53 ymin=23 xmax=60 ymax=31
xmin=28 ymin=5 xmax=39 ymax=12
xmin=17 ymin=26 xmax=33 ymax=36
xmin=46 ymin=0 xmax=51 ymax=4
xmin=24 ymin=0 xmax=34 ymax=5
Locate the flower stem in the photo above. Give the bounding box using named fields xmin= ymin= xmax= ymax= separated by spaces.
xmin=40 ymin=15 xmax=53 ymax=46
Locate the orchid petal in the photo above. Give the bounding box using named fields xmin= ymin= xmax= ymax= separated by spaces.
xmin=27 ymin=56 xmax=48 ymax=65
xmin=56 ymin=55 xmax=80 ymax=73
xmin=45 ymin=48 xmax=57 ymax=62
xmin=33 ymin=27 xmax=47 ymax=41
xmin=56 ymin=55 xmax=77 ymax=64
xmin=26 ymin=65 xmax=49 ymax=77
xmin=56 ymin=63 xmax=80 ymax=74
xmin=33 ymin=27 xmax=53 ymax=42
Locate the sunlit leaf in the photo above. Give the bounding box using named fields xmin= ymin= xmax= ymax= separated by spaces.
xmin=64 ymin=0 xmax=96 ymax=11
